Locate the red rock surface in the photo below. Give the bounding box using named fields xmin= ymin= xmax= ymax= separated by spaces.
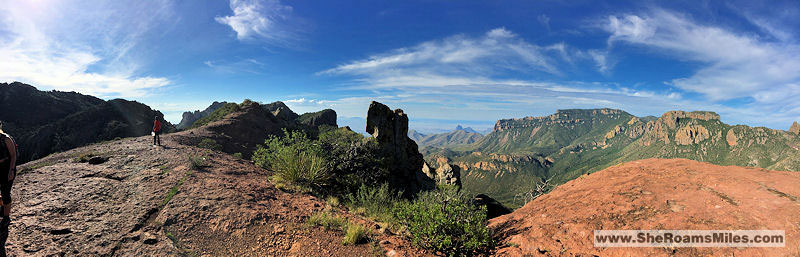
xmin=490 ymin=158 xmax=800 ymax=256
xmin=11 ymin=135 xmax=430 ymax=256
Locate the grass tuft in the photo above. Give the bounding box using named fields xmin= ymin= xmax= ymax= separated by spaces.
xmin=342 ymin=222 xmax=370 ymax=245
xmin=305 ymin=211 xmax=346 ymax=231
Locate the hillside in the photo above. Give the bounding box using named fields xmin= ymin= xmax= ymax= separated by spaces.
xmin=433 ymin=109 xmax=800 ymax=208
xmin=491 ymin=158 xmax=800 ymax=256
xmin=411 ymin=125 xmax=484 ymax=149
xmin=11 ymin=134 xmax=430 ymax=256
xmin=0 ymin=82 xmax=175 ymax=163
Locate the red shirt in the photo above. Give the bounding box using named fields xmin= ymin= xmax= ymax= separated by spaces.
xmin=153 ymin=120 xmax=162 ymax=132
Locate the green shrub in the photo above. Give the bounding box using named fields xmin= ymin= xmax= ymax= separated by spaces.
xmin=197 ymin=138 xmax=223 ymax=151
xmin=232 ymin=152 xmax=243 ymax=159
xmin=253 ymin=130 xmax=330 ymax=191
xmin=188 ymin=155 xmax=206 ymax=170
xmin=306 ymin=211 xmax=346 ymax=230
xmin=394 ymin=187 xmax=493 ymax=256
xmin=346 ymin=184 xmax=401 ymax=222
xmin=342 ymin=222 xmax=370 ymax=245
xmin=318 ymin=128 xmax=391 ymax=194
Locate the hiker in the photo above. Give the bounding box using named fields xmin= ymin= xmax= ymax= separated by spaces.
xmin=0 ymin=121 xmax=16 ymax=257
xmin=153 ymin=116 xmax=162 ymax=146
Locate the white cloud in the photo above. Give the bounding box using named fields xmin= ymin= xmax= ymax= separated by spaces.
xmin=322 ymin=27 xmax=570 ymax=77
xmin=0 ymin=0 xmax=173 ymax=98
xmin=215 ymin=0 xmax=296 ymax=45
xmin=317 ymin=27 xmax=710 ymax=128
xmin=604 ymin=10 xmax=800 ymax=108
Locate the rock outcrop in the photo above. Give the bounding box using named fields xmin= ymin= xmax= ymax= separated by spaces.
xmin=298 ymin=109 xmax=337 ymax=127
xmin=421 ymin=156 xmax=461 ymax=187
xmin=791 ymin=121 xmax=800 ymax=135
xmin=366 ymin=101 xmax=434 ymax=195
xmin=177 ymin=101 xmax=228 ymax=129
xmin=674 ymin=124 xmax=710 ymax=145
xmin=172 ymin=101 xmax=288 ymax=158
xmin=726 ymin=128 xmax=738 ymax=146
xmin=264 ymin=101 xmax=299 ymax=121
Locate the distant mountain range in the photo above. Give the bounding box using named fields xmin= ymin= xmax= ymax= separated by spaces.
xmin=0 ymin=82 xmax=175 ymax=163
xmin=426 ymin=108 xmax=800 ymax=208
xmin=409 ymin=125 xmax=484 ymax=149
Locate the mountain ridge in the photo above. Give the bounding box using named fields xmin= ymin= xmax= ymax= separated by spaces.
xmin=430 ymin=108 xmax=800 ymax=207
xmin=0 ymin=82 xmax=175 ymax=163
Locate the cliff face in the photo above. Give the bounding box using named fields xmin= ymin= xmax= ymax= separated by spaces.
xmin=0 ymin=82 xmax=175 ymax=163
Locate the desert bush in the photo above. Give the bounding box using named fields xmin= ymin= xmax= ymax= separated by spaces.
xmin=342 ymin=222 xmax=370 ymax=245
xmin=253 ymin=129 xmax=330 ymax=191
xmin=197 ymin=138 xmax=223 ymax=151
xmin=393 ymin=187 xmax=493 ymax=256
xmin=318 ymin=128 xmax=391 ymax=194
xmin=345 ymin=184 xmax=401 ymax=222
xmin=232 ymin=152 xmax=243 ymax=159
xmin=188 ymin=155 xmax=206 ymax=170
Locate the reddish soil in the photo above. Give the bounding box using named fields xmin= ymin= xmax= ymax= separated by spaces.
xmin=10 ymin=135 xmax=430 ymax=256
xmin=490 ymin=158 xmax=800 ymax=256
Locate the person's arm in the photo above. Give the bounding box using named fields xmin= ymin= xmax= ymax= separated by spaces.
xmin=5 ymin=137 xmax=15 ymax=181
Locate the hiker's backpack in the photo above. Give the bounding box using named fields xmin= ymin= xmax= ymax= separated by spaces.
xmin=0 ymin=133 xmax=18 ymax=165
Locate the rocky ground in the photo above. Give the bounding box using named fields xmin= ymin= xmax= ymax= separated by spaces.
xmin=490 ymin=158 xmax=800 ymax=256
xmin=10 ymin=135 xmax=430 ymax=256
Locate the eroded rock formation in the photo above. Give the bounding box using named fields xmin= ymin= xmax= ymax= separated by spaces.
xmin=790 ymin=121 xmax=800 ymax=135
xmin=366 ymin=101 xmax=434 ymax=195
xmin=675 ymin=124 xmax=710 ymax=145
xmin=422 ymin=156 xmax=461 ymax=187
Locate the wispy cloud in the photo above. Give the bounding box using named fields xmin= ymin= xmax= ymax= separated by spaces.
xmin=0 ymin=1 xmax=173 ymax=98
xmin=322 ymin=27 xmax=576 ymax=78
xmin=204 ymin=58 xmax=265 ymax=74
xmin=215 ymin=0 xmax=298 ymax=46
xmin=604 ymin=10 xmax=800 ymax=107
xmin=320 ymin=23 xmax=798 ymax=130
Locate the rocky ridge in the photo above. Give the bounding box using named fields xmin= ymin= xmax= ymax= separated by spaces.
xmin=0 ymin=82 xmax=175 ymax=163
xmin=176 ymin=101 xmax=228 ymax=129
xmin=433 ymin=108 xmax=800 ymax=208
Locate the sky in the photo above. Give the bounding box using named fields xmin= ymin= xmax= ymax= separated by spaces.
xmin=1 ymin=0 xmax=799 ymax=134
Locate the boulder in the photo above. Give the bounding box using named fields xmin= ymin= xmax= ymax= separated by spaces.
xmin=366 ymin=101 xmax=434 ymax=196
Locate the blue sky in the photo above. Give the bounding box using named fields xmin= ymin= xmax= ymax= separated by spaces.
xmin=2 ymin=0 xmax=799 ymax=134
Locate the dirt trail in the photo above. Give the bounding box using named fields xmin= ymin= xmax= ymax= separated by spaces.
xmin=10 ymin=135 xmax=428 ymax=256
xmin=490 ymin=158 xmax=800 ymax=256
